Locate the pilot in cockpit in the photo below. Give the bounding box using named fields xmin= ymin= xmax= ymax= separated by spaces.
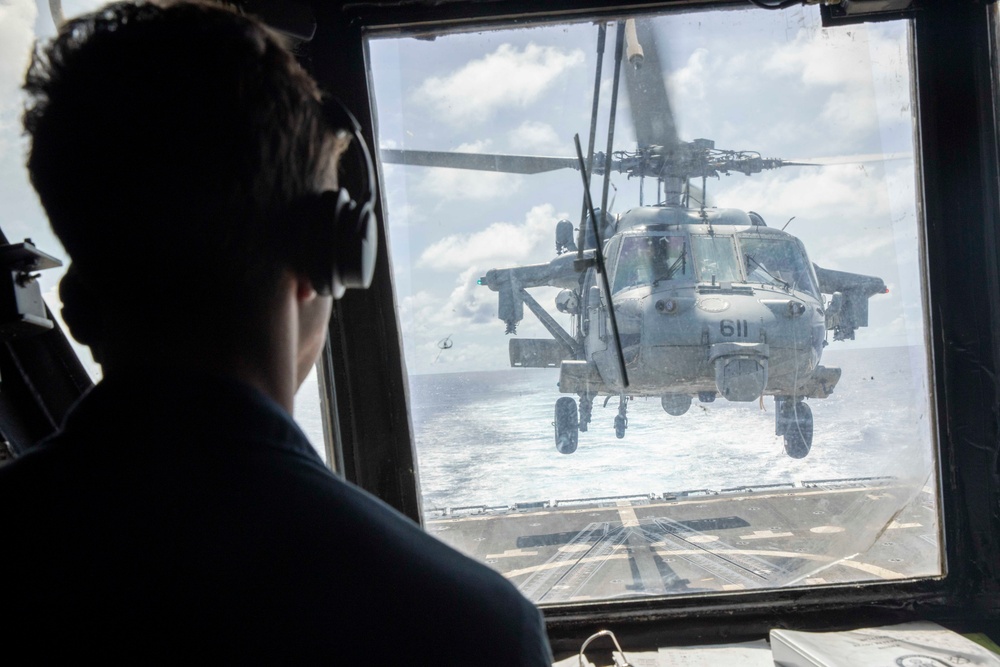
xmin=615 ymin=235 xmax=688 ymax=292
xmin=615 ymin=237 xmax=656 ymax=291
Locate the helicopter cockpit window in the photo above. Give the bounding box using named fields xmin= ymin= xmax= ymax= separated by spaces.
xmin=689 ymin=234 xmax=741 ymax=285
xmin=613 ymin=235 xmax=688 ymax=293
xmin=368 ymin=3 xmax=940 ymax=609
xmin=741 ymin=236 xmax=820 ymax=298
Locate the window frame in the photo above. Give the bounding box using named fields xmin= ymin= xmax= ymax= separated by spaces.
xmin=306 ymin=0 xmax=1000 ymax=650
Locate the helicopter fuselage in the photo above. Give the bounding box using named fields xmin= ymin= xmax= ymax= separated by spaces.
xmin=483 ymin=205 xmax=883 ymax=453
xmin=580 ymin=209 xmax=830 ymax=403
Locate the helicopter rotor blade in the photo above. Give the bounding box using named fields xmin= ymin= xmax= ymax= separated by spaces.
xmin=380 ymin=148 xmax=582 ymax=175
xmin=784 ymin=152 xmax=912 ymax=166
xmin=623 ymin=17 xmax=680 ymax=151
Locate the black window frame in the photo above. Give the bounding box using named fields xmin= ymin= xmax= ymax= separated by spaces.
xmin=306 ymin=0 xmax=1000 ymax=651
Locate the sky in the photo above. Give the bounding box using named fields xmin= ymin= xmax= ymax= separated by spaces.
xmin=0 ymin=1 xmax=923 ymax=383
xmin=368 ymin=6 xmax=923 ymax=375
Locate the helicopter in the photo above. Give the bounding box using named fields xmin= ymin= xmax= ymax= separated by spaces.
xmin=380 ymin=18 xmax=887 ymax=459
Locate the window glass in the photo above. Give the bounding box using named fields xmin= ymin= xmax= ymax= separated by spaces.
xmin=368 ymin=6 xmax=939 ymax=606
xmin=0 ymin=0 xmax=330 ymax=462
xmin=741 ymin=235 xmax=820 ymax=298
xmin=690 ymin=234 xmax=740 ymax=284
xmin=613 ymin=234 xmax=688 ymax=293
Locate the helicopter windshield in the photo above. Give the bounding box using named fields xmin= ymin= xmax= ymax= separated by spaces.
xmin=612 ymin=234 xmax=688 ymax=293
xmin=740 ymin=236 xmax=819 ymax=297
xmin=689 ymin=234 xmax=741 ymax=284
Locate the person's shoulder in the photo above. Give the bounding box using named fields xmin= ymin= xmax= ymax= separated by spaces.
xmin=298 ymin=475 xmax=552 ymax=664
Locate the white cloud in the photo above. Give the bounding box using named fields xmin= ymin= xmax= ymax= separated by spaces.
xmin=0 ymin=0 xmax=37 ymax=159
xmin=668 ymin=48 xmax=709 ymax=104
xmin=445 ymin=266 xmax=496 ymax=325
xmin=417 ymin=203 xmax=565 ymax=271
xmin=820 ymin=90 xmax=877 ymax=136
xmin=765 ymin=28 xmax=879 ymax=88
xmin=454 ymin=139 xmax=492 ymax=153
xmin=413 ymin=138 xmax=525 ymax=201
xmin=399 ymin=270 xmax=569 ymax=373
xmin=651 ymin=24 xmax=911 ymax=157
xmin=715 ymin=163 xmax=891 ymax=225
xmin=419 ymin=169 xmax=522 ymax=202
xmin=0 ymin=0 xmax=36 ymax=96
xmin=507 ymin=121 xmax=566 ymax=155
xmin=412 ymin=43 xmax=585 ymax=124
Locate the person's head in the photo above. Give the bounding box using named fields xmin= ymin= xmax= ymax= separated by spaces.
xmin=24 ymin=0 xmax=348 ymax=382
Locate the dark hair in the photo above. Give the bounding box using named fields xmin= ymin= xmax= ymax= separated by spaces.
xmin=23 ymin=0 xmax=340 ymax=345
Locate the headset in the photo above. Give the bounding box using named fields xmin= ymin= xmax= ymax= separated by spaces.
xmin=293 ymin=97 xmax=378 ymax=299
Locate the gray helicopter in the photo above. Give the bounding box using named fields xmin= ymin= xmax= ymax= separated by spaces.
xmin=381 ymin=18 xmax=886 ymax=458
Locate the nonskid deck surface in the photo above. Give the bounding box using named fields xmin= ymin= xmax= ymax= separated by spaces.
xmin=425 ymin=478 xmax=939 ymax=604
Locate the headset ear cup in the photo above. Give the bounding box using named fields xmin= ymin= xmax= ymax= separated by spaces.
xmin=323 ymin=96 xmax=378 ymax=291
xmin=297 ymin=190 xmax=343 ymax=297
xmin=289 ymin=97 xmax=378 ymax=296
xmin=333 ymin=189 xmax=377 ymax=290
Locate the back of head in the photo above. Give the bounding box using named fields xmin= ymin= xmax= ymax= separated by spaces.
xmin=23 ymin=0 xmax=338 ymax=354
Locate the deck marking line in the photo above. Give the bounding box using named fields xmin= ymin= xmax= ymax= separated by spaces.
xmin=616 ymin=502 xmax=640 ymax=528
xmin=739 ymin=530 xmax=794 ymax=540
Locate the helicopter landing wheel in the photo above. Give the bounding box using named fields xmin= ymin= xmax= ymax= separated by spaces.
xmin=614 ymin=394 xmax=628 ymax=439
xmin=781 ymin=400 xmax=813 ymax=459
xmin=554 ymin=397 xmax=579 ymax=454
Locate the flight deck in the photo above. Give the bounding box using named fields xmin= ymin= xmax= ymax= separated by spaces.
xmin=425 ymin=478 xmax=940 ymax=604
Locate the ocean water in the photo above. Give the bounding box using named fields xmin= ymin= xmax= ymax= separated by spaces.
xmin=407 ymin=346 xmax=936 ymax=510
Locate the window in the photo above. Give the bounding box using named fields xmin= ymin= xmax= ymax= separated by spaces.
xmin=612 ymin=234 xmax=688 ymax=293
xmin=0 ymin=0 xmax=331 ymax=463
xmin=739 ymin=235 xmax=820 ymax=298
xmin=366 ymin=3 xmax=941 ymax=610
xmin=690 ymin=234 xmax=740 ymax=285
xmin=7 ymin=0 xmax=996 ymax=649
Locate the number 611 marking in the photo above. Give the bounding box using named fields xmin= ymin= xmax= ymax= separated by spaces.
xmin=720 ymin=319 xmax=749 ymax=337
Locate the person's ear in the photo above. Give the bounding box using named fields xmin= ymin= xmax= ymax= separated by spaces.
xmin=295 ymin=273 xmax=319 ymax=303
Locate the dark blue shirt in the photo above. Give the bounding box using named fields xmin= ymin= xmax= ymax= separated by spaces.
xmin=0 ymin=372 xmax=553 ymax=664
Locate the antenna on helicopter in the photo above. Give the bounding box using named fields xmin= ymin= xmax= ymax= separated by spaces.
xmin=782 ymin=216 xmax=796 ymax=231
xmin=575 ymin=134 xmax=629 ymax=389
